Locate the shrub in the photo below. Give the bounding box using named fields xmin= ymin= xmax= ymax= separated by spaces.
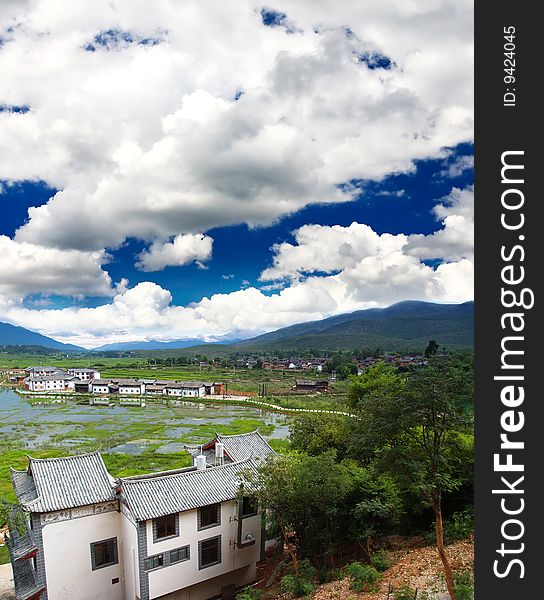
xmin=280 ymin=574 xmax=315 ymax=597
xmin=393 ymin=586 xmax=419 ymax=600
xmin=454 ymin=570 xmax=474 ymax=600
xmin=236 ymin=587 xmax=262 ymax=600
xmin=444 ymin=508 xmax=474 ymax=543
xmin=370 ymin=549 xmax=391 ymax=572
xmin=345 ymin=562 xmax=381 ymax=592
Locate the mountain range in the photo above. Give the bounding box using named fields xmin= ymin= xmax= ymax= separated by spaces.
xmin=0 ymin=322 xmax=84 ymax=352
xmin=0 ymin=300 xmax=474 ymax=355
xmin=230 ymin=300 xmax=474 ymax=352
xmin=91 ymin=338 xmax=243 ymax=351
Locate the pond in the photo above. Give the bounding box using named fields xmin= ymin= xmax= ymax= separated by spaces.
xmin=0 ymin=387 xmax=291 ymax=454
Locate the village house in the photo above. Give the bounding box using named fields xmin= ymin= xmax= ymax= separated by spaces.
xmin=22 ymin=369 xmax=225 ymax=400
xmin=143 ymin=380 xmax=169 ymax=395
xmin=7 ymin=431 xmax=274 ymax=600
xmin=164 ymin=382 xmax=206 ymax=398
xmin=111 ymin=379 xmax=146 ymax=395
xmin=66 ymin=368 xmax=101 ymax=380
xmin=90 ymin=379 xmax=112 ymax=394
xmin=294 ymin=379 xmax=329 ymax=393
xmin=24 ymin=374 xmax=79 ymax=392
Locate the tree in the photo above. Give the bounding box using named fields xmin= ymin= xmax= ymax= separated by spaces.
xmin=289 ymin=413 xmax=352 ymax=460
xmin=424 ymin=339 xmax=440 ymax=357
xmin=348 ymin=359 xmax=473 ymax=600
xmin=247 ymin=451 xmax=354 ymax=572
xmin=344 ymin=463 xmax=403 ymax=557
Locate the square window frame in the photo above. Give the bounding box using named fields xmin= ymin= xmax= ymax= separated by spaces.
xmin=197 ymin=503 xmax=221 ymax=531
xmin=152 ymin=513 xmax=179 ymax=543
xmin=90 ymin=537 xmax=119 ymax=571
xmin=198 ymin=535 xmax=222 ymax=570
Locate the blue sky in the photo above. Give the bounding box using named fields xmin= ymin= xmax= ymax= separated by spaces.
xmin=0 ymin=1 xmax=473 ymax=347
xmin=1 ymin=143 xmax=472 ymax=310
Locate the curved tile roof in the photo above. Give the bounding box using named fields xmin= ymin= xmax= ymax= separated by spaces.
xmin=185 ymin=430 xmax=275 ymax=464
xmin=119 ymin=459 xmax=258 ymax=521
xmin=11 ymin=451 xmax=116 ymax=513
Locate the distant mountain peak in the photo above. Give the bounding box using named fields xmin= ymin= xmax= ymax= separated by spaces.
xmin=0 ymin=322 xmax=84 ymax=352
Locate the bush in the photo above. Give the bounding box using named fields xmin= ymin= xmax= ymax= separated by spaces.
xmin=236 ymin=587 xmax=262 ymax=600
xmin=370 ymin=549 xmax=391 ymax=572
xmin=444 ymin=508 xmax=474 ymax=543
xmin=393 ymin=586 xmax=419 ymax=600
xmin=345 ymin=562 xmax=381 ymax=592
xmin=454 ymin=570 xmax=474 ymax=600
xmin=280 ymin=574 xmax=315 ymax=597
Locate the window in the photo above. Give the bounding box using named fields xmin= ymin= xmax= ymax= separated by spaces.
xmin=144 ymin=554 xmax=164 ymax=571
xmin=241 ymin=496 xmax=258 ymax=518
xmin=169 ymin=545 xmax=190 ymax=564
xmin=90 ymin=538 xmax=118 ymax=570
xmin=198 ymin=503 xmax=221 ymax=530
xmin=198 ymin=535 xmax=221 ymax=569
xmin=153 ymin=513 xmax=179 ymax=542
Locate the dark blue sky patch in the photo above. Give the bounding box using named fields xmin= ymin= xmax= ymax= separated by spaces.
xmin=84 ymin=29 xmax=164 ymax=52
xmin=0 ymin=104 xmax=30 ymax=113
xmin=421 ymin=259 xmax=444 ymax=269
xmin=0 ymin=180 xmax=57 ymax=238
xmin=261 ymin=8 xmax=287 ymax=27
xmin=98 ymin=143 xmax=473 ymax=308
xmin=356 ymin=51 xmax=393 ymax=70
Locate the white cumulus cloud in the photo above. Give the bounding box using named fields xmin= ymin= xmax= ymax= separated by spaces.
xmin=135 ymin=233 xmax=213 ymax=272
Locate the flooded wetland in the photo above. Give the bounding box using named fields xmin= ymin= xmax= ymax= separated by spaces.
xmin=0 ymin=387 xmax=290 ymax=506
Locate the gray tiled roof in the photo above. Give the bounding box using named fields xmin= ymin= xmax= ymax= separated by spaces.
xmin=11 ymin=451 xmax=116 ymax=513
xmin=8 ymin=554 xmax=45 ymax=600
xmin=218 ymin=431 xmax=275 ymax=463
xmin=111 ymin=378 xmax=142 ymax=386
xmin=25 ymin=375 xmax=76 ymax=382
xmin=164 ymin=381 xmax=204 ymax=389
xmin=185 ymin=430 xmax=275 ymax=465
xmin=119 ymin=459 xmax=258 ymax=521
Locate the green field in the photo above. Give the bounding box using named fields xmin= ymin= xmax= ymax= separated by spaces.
xmin=1 ymin=354 xmax=349 ymax=398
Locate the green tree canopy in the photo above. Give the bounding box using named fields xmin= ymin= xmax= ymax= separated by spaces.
xmin=348 ymin=358 xmax=473 ymax=600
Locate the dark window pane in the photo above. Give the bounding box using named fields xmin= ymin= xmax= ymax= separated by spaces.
xmin=242 ymin=496 xmax=257 ymax=517
xmin=169 ymin=546 xmax=190 ymax=563
xmin=199 ymin=536 xmax=221 ymax=569
xmin=198 ymin=504 xmax=220 ymax=529
xmin=144 ymin=554 xmax=164 ymax=570
xmin=91 ymin=538 xmax=118 ymax=570
xmin=154 ymin=514 xmax=177 ymax=540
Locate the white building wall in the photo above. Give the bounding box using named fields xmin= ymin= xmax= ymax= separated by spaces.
xmin=119 ymin=385 xmax=144 ymax=395
xmin=120 ymin=510 xmax=139 ymax=600
xmin=92 ymin=385 xmax=110 ymax=394
xmin=146 ymin=501 xmax=261 ymax=599
xmin=41 ymin=509 xmax=124 ymax=600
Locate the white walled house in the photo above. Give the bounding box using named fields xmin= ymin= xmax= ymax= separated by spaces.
xmin=112 ymin=379 xmax=146 ymax=395
xmin=9 ymin=453 xmax=123 ymax=600
xmin=7 ymin=432 xmax=275 ymax=600
xmin=165 ymin=382 xmax=206 ymax=398
xmin=90 ymin=379 xmax=112 ymax=394
xmin=67 ymin=368 xmax=101 ymax=380
xmin=24 ymin=375 xmax=78 ymax=392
